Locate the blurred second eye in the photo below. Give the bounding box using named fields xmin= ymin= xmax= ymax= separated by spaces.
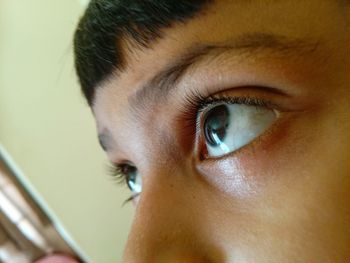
xmin=201 ymin=103 xmax=277 ymax=158
xmin=123 ymin=164 xmax=142 ymax=194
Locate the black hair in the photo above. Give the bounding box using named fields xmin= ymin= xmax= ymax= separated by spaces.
xmin=74 ymin=0 xmax=212 ymax=106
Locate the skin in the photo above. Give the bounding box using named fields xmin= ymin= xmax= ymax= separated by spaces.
xmin=92 ymin=0 xmax=350 ymax=262
xmin=35 ymin=255 xmax=79 ymax=263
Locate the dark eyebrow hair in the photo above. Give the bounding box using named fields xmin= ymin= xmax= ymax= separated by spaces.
xmin=74 ymin=0 xmax=213 ymax=106
xmin=98 ymin=32 xmax=320 ymax=152
xmin=128 ymin=32 xmax=320 ymax=116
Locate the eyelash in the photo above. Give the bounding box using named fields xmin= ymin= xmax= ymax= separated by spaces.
xmin=107 ymin=164 xmax=140 ymax=205
xmin=110 ymin=88 xmax=276 ymax=204
xmin=180 ymin=88 xmax=275 ymax=138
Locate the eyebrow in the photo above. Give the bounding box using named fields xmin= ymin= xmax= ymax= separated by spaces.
xmin=98 ymin=32 xmax=320 ymax=151
xmin=128 ymin=32 xmax=320 ymax=115
xmin=98 ymin=133 xmax=113 ymax=152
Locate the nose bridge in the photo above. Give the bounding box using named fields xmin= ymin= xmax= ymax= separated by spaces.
xmin=123 ymin=166 xmax=222 ymax=263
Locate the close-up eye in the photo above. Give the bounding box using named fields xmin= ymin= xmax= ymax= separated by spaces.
xmin=200 ymin=100 xmax=278 ymax=158
xmin=113 ymin=163 xmax=142 ymax=197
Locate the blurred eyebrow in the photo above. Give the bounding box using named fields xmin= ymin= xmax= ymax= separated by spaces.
xmin=98 ymin=132 xmax=113 ymax=152
xmin=129 ymin=32 xmax=320 ymax=114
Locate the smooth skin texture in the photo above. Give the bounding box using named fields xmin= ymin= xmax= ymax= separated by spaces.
xmin=92 ymin=0 xmax=350 ymax=262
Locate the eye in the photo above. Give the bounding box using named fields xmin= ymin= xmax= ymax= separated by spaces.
xmin=119 ymin=164 xmax=142 ymax=195
xmin=201 ymin=102 xmax=277 ymax=158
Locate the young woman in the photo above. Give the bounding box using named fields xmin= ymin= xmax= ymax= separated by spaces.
xmin=74 ymin=0 xmax=350 ymax=262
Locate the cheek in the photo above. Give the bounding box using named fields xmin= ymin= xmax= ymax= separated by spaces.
xmin=195 ymin=112 xmax=314 ymax=199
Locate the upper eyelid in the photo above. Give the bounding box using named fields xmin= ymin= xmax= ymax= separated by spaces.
xmin=196 ymin=96 xmax=278 ymax=133
xmin=128 ymin=33 xmax=318 ymax=118
xmin=197 ymin=96 xmax=276 ymax=113
xmin=191 ymin=91 xmax=282 ymax=125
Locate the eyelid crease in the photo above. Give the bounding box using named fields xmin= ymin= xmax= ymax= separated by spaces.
xmin=180 ymin=87 xmax=282 ymax=123
xmin=196 ymin=96 xmax=276 ymax=115
xmin=128 ymin=33 xmax=321 ymax=119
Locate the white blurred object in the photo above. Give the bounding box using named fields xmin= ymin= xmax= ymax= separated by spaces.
xmin=0 ymin=242 xmax=30 ymax=263
xmin=0 ymin=146 xmax=86 ymax=262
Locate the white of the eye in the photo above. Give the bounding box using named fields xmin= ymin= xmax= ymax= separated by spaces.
xmin=206 ymin=104 xmax=276 ymax=157
xmin=211 ymin=133 xmax=231 ymax=154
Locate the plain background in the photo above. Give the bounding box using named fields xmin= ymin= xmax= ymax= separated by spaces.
xmin=0 ymin=1 xmax=133 ymax=262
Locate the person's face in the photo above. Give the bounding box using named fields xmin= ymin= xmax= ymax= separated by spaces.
xmin=93 ymin=1 xmax=350 ymax=262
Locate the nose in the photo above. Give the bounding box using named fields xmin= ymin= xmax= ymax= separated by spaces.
xmin=122 ymin=167 xmax=224 ymax=263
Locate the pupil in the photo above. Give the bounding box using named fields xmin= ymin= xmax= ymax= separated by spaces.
xmin=204 ymin=104 xmax=230 ymax=147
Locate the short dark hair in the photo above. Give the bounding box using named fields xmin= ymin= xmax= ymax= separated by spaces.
xmin=74 ymin=0 xmax=212 ymax=106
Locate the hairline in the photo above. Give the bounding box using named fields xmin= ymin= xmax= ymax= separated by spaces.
xmin=74 ymin=0 xmax=214 ymax=106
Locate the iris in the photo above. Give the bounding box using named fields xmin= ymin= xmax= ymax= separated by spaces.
xmin=202 ymin=103 xmax=277 ymax=158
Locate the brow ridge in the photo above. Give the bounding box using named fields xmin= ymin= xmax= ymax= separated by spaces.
xmin=128 ymin=32 xmax=320 ymax=117
xmin=99 ymin=33 xmax=320 ymax=152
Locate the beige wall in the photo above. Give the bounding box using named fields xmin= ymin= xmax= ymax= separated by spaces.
xmin=0 ymin=1 xmax=133 ymax=262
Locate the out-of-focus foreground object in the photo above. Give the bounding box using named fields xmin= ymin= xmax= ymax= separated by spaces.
xmin=0 ymin=0 xmax=133 ymax=262
xmin=35 ymin=254 xmax=80 ymax=263
xmin=0 ymin=145 xmax=86 ymax=263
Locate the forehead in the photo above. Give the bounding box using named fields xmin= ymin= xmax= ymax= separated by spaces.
xmin=93 ymin=0 xmax=346 ymax=155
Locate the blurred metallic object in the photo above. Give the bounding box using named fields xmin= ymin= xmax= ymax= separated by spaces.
xmin=0 ymin=145 xmax=86 ymax=263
